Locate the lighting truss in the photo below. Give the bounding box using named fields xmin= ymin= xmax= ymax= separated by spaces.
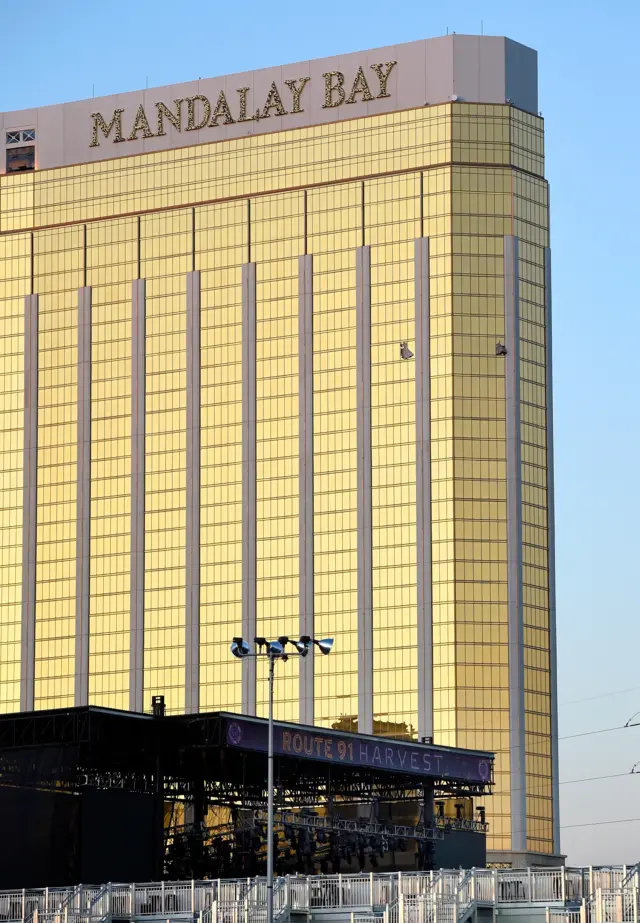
xmin=252 ymin=809 xmax=445 ymax=842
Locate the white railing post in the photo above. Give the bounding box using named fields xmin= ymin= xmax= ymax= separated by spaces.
xmin=212 ymin=899 xmax=218 ymax=923
xmin=339 ymin=874 xmax=343 ymax=908
xmin=192 ymin=880 xmax=195 ymax=914
xmin=399 ymin=894 xmax=405 ymax=923
xmin=370 ymin=873 xmax=375 ymax=909
xmin=580 ymin=898 xmax=587 ymax=923
xmin=545 ymin=908 xmax=550 ymax=923
xmin=492 ymin=870 xmax=497 ymax=904
xmin=589 ymin=869 xmax=594 ymax=899
xmin=561 ymin=870 xmax=566 ymax=905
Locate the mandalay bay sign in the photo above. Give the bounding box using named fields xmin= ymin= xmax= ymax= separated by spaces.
xmin=89 ymin=63 xmax=397 ymax=147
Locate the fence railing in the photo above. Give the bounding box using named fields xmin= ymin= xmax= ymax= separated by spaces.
xmin=1 ymin=867 xmax=638 ymax=923
xmin=590 ymin=888 xmax=639 ymax=923
xmin=398 ymin=894 xmax=457 ymax=923
xmin=546 ymin=910 xmax=585 ymax=923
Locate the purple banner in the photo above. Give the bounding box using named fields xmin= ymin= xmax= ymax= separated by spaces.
xmin=223 ymin=717 xmax=492 ymax=785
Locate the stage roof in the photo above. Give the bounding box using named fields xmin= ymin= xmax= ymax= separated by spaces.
xmin=0 ymin=706 xmax=493 ymax=802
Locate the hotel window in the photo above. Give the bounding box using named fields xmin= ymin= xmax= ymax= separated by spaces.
xmin=6 ymin=145 xmax=35 ymax=173
xmin=6 ymin=129 xmax=36 ymax=144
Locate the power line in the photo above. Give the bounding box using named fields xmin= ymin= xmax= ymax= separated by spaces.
xmin=560 ymin=722 xmax=639 ymax=741
xmin=560 ymin=686 xmax=640 ymax=707
xmin=559 ymin=771 xmax=632 ymax=785
xmin=491 ymin=721 xmax=638 ymax=754
xmin=509 ymin=770 xmax=638 ymax=796
xmin=561 ymin=817 xmax=640 ymax=830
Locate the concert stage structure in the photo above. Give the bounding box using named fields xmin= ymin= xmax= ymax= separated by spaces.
xmin=0 ymin=704 xmax=493 ymax=887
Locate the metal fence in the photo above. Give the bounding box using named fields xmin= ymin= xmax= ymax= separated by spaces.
xmin=0 ymin=867 xmax=637 ymax=923
xmin=590 ymin=888 xmax=639 ymax=923
xmin=545 ymin=912 xmax=583 ymax=923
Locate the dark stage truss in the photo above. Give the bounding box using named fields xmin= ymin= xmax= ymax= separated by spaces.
xmin=0 ymin=705 xmax=493 ymax=878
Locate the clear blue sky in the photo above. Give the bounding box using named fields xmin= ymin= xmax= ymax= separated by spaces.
xmin=2 ymin=0 xmax=639 ymax=866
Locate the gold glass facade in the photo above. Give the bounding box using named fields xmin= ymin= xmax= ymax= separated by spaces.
xmin=199 ymin=200 xmax=245 ymax=713
xmin=0 ymin=102 xmax=554 ymax=856
xmin=0 ymin=233 xmax=26 ymax=713
xmin=88 ymin=218 xmax=135 ymax=708
xmin=34 ymin=227 xmax=81 ymax=708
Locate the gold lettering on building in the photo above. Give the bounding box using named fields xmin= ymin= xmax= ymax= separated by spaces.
xmin=186 ymin=95 xmax=211 ymax=132
xmin=345 ymin=66 xmax=374 ymax=104
xmin=88 ymin=64 xmax=398 ymax=146
xmin=127 ymin=104 xmax=154 ymax=141
xmin=156 ymin=99 xmax=183 ymax=136
xmin=370 ymin=61 xmax=396 ymax=98
xmin=284 ymin=77 xmax=310 ymax=114
xmin=210 ymin=91 xmax=235 ymax=126
xmin=90 ymin=109 xmax=125 ymax=147
xmin=322 ymin=71 xmax=345 ymax=108
xmin=261 ymin=82 xmax=287 ymax=118
xmin=237 ymin=87 xmax=258 ymax=123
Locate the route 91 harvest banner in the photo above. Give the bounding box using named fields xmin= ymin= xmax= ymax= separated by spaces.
xmin=222 ymin=715 xmax=492 ymax=785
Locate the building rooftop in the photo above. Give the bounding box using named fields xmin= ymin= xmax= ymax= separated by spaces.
xmin=0 ymin=34 xmax=537 ymax=175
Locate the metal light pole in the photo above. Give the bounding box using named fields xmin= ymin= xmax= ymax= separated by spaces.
xmin=230 ymin=635 xmax=334 ymax=923
xmin=266 ymin=650 xmax=275 ymax=923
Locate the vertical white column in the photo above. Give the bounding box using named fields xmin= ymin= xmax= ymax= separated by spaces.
xmin=356 ymin=245 xmax=373 ymax=736
xmin=242 ymin=262 xmax=257 ymax=715
xmin=298 ymin=254 xmax=314 ymax=725
xmin=20 ymin=294 xmax=38 ymax=712
xmin=504 ymin=235 xmax=527 ymax=851
xmin=130 ymin=279 xmax=146 ymax=713
xmin=415 ymin=238 xmax=433 ymax=741
xmin=185 ymin=270 xmax=201 ymax=715
xmin=75 ymin=286 xmax=92 ymax=706
xmin=545 ymin=247 xmax=561 ymax=854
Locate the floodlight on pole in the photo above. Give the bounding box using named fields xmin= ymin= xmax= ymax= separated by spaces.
xmin=229 ymin=635 xmax=333 ymax=923
xmin=231 ymin=637 xmax=251 ymax=658
xmin=266 ymin=640 xmax=284 ymax=657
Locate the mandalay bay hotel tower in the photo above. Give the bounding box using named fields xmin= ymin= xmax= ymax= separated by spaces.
xmin=0 ymin=34 xmax=558 ymax=865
